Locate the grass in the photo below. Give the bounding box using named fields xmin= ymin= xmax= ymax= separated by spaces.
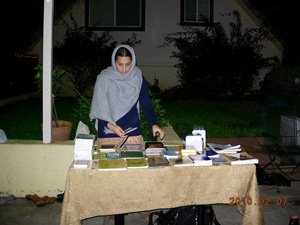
xmin=0 ymin=98 xmax=79 ymax=140
xmin=0 ymin=97 xmax=268 ymax=140
xmin=161 ymin=99 xmax=264 ymax=138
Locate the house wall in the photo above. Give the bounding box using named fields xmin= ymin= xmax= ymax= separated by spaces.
xmin=28 ymin=0 xmax=283 ymax=94
xmin=0 ymin=125 xmax=181 ymax=197
xmin=0 ymin=140 xmax=74 ymax=197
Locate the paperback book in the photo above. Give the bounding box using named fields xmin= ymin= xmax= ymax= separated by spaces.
xmin=207 ymin=143 xmax=241 ymax=153
xmin=147 ymin=155 xmax=170 ymax=167
xmin=73 ymin=160 xmax=91 ymax=169
xmin=145 ymin=142 xmax=165 ymax=155
xmin=93 ymin=153 xmax=107 ymax=160
xmin=123 ymin=144 xmax=142 ymax=151
xmin=106 ymin=153 xmax=120 ymax=159
xmin=169 ymin=157 xmax=194 ymax=167
xmin=188 ymin=154 xmax=212 ymax=166
xmin=126 ymin=158 xmax=148 ymax=169
xmin=99 ymin=144 xmax=116 ymax=153
xmin=205 ymin=149 xmax=219 ymax=158
xmin=120 ymin=151 xmax=144 ymax=159
xmin=98 ymin=158 xmax=127 ymax=170
xmin=161 ymin=150 xmax=179 ymax=159
xmin=145 ymin=141 xmax=164 ymax=149
xmin=211 ymin=156 xmax=228 ymax=164
xmin=220 ymin=152 xmax=259 ymax=165
xmin=180 ymin=145 xmax=197 ymax=157
xmin=164 ymin=145 xmax=181 ymax=153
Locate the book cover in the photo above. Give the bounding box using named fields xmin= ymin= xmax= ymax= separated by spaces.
xmin=220 ymin=152 xmax=259 ymax=165
xmin=161 ymin=150 xmax=179 ymax=159
xmin=123 ymin=144 xmax=142 ymax=151
xmin=99 ymin=144 xmax=116 ymax=152
xmin=169 ymin=157 xmax=194 ymax=167
xmin=211 ymin=156 xmax=228 ymax=164
xmin=145 ymin=141 xmax=164 ymax=149
xmin=188 ymin=154 xmax=212 ymax=166
xmin=93 ymin=153 xmax=107 ymax=160
xmin=147 ymin=156 xmax=170 ymax=167
xmin=126 ymin=158 xmax=148 ymax=168
xmin=207 ymin=143 xmax=241 ymax=153
xmin=98 ymin=158 xmax=127 ymax=170
xmin=76 ymin=134 xmax=96 ymax=140
xmin=205 ymin=149 xmax=219 ymax=158
xmin=116 ymin=136 xmax=129 ymax=149
xmin=180 ymin=145 xmax=197 ymax=156
xmin=165 ymin=145 xmax=181 ymax=153
xmin=120 ymin=151 xmax=144 ymax=158
xmin=124 ymin=127 xmax=137 ymax=134
xmin=106 ymin=153 xmax=120 ymax=159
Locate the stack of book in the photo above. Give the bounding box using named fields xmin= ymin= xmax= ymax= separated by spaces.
xmin=99 ymin=144 xmax=116 ymax=153
xmin=74 ymin=134 xmax=95 ymax=160
xmin=120 ymin=150 xmax=144 ymax=159
xmin=207 ymin=143 xmax=241 ymax=153
xmin=205 ymin=143 xmax=241 ymax=159
xmin=180 ymin=145 xmax=197 ymax=157
xmin=164 ymin=145 xmax=181 ymax=154
xmin=147 ymin=155 xmax=170 ymax=167
xmin=144 ymin=142 xmax=165 ymax=155
xmin=98 ymin=158 xmax=127 ymax=171
xmin=220 ymin=152 xmax=259 ymax=165
xmin=126 ymin=158 xmax=148 ymax=169
xmin=123 ymin=144 xmax=142 ymax=151
xmin=106 ymin=152 xmax=120 ymax=159
xmin=93 ymin=153 xmax=107 ymax=160
xmin=169 ymin=157 xmax=194 ymax=167
xmin=73 ymin=160 xmax=91 ymax=169
xmin=189 ymin=154 xmax=212 ymax=166
xmin=161 ymin=150 xmax=179 ymax=159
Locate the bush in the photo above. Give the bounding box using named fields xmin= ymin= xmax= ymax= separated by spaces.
xmin=162 ymin=11 xmax=277 ymax=99
xmin=73 ymin=90 xmax=168 ymax=141
xmin=54 ymin=15 xmax=142 ymax=95
xmin=260 ymin=64 xmax=300 ymax=106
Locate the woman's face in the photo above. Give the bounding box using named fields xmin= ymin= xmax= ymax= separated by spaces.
xmin=115 ymin=56 xmax=132 ymax=75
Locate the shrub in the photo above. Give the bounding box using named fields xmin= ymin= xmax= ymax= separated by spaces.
xmin=73 ymin=90 xmax=168 ymax=141
xmin=260 ymin=64 xmax=300 ymax=106
xmin=54 ymin=15 xmax=141 ymax=96
xmin=161 ymin=11 xmax=277 ymax=99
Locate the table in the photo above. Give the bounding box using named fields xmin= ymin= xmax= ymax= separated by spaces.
xmin=60 ymin=163 xmax=264 ymax=225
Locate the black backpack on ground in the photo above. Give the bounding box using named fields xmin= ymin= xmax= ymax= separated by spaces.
xmin=148 ymin=205 xmax=220 ymax=225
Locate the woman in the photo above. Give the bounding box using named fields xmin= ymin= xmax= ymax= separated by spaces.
xmin=89 ymin=44 xmax=164 ymax=147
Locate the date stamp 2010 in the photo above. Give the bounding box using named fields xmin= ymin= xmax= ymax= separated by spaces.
xmin=229 ymin=197 xmax=288 ymax=206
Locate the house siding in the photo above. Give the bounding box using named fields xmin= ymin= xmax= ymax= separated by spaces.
xmin=28 ymin=0 xmax=282 ymax=94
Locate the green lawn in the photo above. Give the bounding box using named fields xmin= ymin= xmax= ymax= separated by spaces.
xmin=0 ymin=97 xmax=267 ymax=140
xmin=161 ymin=99 xmax=264 ymax=138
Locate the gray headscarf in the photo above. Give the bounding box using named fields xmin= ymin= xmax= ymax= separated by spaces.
xmin=89 ymin=45 xmax=143 ymax=132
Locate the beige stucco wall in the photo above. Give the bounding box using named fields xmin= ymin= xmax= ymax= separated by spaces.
xmin=0 ymin=140 xmax=74 ymax=197
xmin=0 ymin=125 xmax=181 ymax=197
xmin=28 ymin=0 xmax=283 ymax=93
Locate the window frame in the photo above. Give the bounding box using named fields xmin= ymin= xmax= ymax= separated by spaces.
xmin=180 ymin=0 xmax=214 ymax=26
xmin=85 ymin=0 xmax=145 ymax=31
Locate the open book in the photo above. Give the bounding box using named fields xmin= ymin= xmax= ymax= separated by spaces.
xmin=207 ymin=143 xmax=241 ymax=153
xmin=220 ymin=152 xmax=258 ymax=165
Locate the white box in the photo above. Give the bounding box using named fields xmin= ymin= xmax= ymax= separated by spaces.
xmin=186 ymin=135 xmax=204 ymax=151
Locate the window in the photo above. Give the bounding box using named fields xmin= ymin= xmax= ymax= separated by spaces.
xmin=85 ymin=0 xmax=145 ymax=31
xmin=181 ymin=0 xmax=213 ymax=26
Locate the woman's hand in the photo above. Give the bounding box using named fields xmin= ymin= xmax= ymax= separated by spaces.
xmin=152 ymin=125 xmax=165 ymax=140
xmin=107 ymin=123 xmax=127 ymax=137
